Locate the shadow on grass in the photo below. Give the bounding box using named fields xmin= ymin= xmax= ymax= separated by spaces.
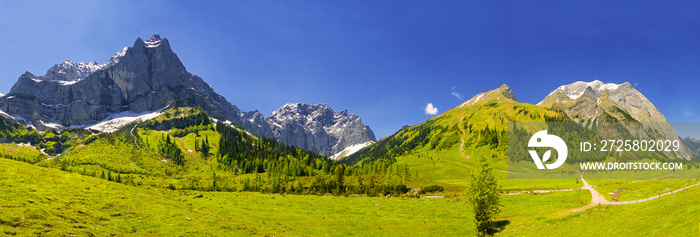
xmin=487 ymin=220 xmax=511 ymax=235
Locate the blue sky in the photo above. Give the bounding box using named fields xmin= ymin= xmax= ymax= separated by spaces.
xmin=1 ymin=1 xmax=699 ymax=139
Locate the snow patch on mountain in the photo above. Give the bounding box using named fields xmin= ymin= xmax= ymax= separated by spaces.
xmin=40 ymin=121 xmax=64 ymax=130
xmin=145 ymin=34 xmax=164 ymax=48
xmin=556 ymin=80 xmax=621 ymax=100
xmin=460 ymin=93 xmax=484 ymax=108
xmin=82 ymin=109 xmax=164 ymax=133
xmin=330 ymin=141 xmax=374 ymax=160
xmin=0 ymin=108 xmax=12 ymax=119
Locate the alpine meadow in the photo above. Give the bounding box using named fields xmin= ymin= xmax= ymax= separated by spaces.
xmin=2 ymin=3 xmax=700 ymax=236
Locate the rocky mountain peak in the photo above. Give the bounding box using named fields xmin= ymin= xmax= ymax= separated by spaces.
xmin=147 ymin=34 xmax=162 ymax=42
xmin=458 ymin=84 xmax=516 ymax=108
xmin=0 ymin=35 xmax=377 ymax=159
xmin=0 ymin=35 xmax=268 ymax=134
xmin=500 ymin=84 xmax=516 ymax=101
xmin=542 ymin=80 xmax=621 ymax=103
xmin=538 ymin=80 xmax=693 ymax=160
xmin=39 ymin=60 xmax=102 ymax=83
xmin=267 ymin=103 xmax=376 ymax=157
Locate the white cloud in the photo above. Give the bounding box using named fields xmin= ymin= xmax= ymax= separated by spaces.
xmin=451 ymin=92 xmax=464 ymax=100
xmin=683 ymin=110 xmax=695 ymax=116
xmin=425 ymin=103 xmax=438 ymax=115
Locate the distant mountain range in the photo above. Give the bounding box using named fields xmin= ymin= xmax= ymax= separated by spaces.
xmin=0 ymin=35 xmax=375 ymax=157
xmin=346 ymin=82 xmax=698 ymax=165
xmin=0 ymin=35 xmax=694 ymax=161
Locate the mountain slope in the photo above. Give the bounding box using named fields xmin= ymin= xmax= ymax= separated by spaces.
xmin=684 ymin=137 xmax=700 ymax=158
xmin=343 ymin=85 xmax=562 ymax=169
xmin=267 ymin=103 xmax=376 ymax=157
xmin=538 ymin=80 xmax=692 ymax=160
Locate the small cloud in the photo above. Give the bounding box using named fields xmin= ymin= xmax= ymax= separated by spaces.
xmin=451 ymin=92 xmax=464 ymax=100
xmin=450 ymin=86 xmax=464 ymax=100
xmin=425 ymin=103 xmax=438 ymax=115
xmin=684 ymin=110 xmax=695 ymax=116
xmin=634 ymin=82 xmax=639 ymax=87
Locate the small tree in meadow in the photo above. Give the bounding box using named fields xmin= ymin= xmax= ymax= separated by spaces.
xmin=466 ymin=157 xmax=502 ymax=236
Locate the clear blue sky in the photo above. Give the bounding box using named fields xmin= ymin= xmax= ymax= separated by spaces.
xmin=1 ymin=1 xmax=699 ymax=139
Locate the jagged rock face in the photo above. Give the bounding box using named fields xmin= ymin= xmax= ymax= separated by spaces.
xmin=538 ymin=80 xmax=692 ymax=160
xmin=39 ymin=61 xmax=102 ymax=83
xmin=0 ymin=34 xmax=272 ymax=137
xmin=0 ymin=35 xmax=378 ymax=157
xmin=266 ymin=103 xmax=376 ymax=157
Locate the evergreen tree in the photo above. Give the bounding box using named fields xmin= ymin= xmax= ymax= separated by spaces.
xmin=334 ymin=165 xmax=345 ymax=192
xmin=465 ymin=157 xmax=502 ymax=236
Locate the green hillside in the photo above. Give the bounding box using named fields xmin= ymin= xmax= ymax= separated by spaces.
xmin=344 ymin=85 xmax=570 ymax=190
xmin=2 ymin=89 xmax=700 ymax=236
xmin=20 ymin=106 xmax=415 ymax=198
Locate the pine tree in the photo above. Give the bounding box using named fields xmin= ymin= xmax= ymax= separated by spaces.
xmin=466 ymin=157 xmax=502 ymax=236
xmin=334 ymin=165 xmax=345 ymax=193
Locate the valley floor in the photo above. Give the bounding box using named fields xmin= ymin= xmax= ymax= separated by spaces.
xmin=0 ymin=158 xmax=472 ymax=236
xmin=2 ymin=157 xmax=698 ymax=236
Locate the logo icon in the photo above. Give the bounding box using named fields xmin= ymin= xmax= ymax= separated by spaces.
xmin=528 ymin=130 xmax=567 ymax=169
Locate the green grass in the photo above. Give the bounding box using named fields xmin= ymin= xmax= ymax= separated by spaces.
xmin=3 ymin=154 xmax=700 ymax=236
xmin=0 ymin=157 xmax=475 ymax=236
xmin=501 ymin=179 xmax=581 ymax=192
xmin=498 ymin=190 xmax=591 ymax=234
xmin=499 ymin=182 xmax=700 ymax=236
xmin=0 ymin=143 xmax=46 ymax=163
xmin=593 ymin=179 xmax=699 ymax=202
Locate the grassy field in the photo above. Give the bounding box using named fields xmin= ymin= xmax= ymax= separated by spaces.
xmin=591 ymin=179 xmax=700 ymax=202
xmin=3 ymin=154 xmax=700 ymax=236
xmin=0 ymin=158 xmax=475 ymax=236
xmin=500 ymin=182 xmax=700 ymax=236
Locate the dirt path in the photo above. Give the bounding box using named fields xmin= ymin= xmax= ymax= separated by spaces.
xmin=505 ymin=188 xmax=576 ymax=195
xmin=458 ymin=114 xmax=471 ymax=160
xmin=130 ymin=124 xmax=141 ymax=149
xmin=559 ymin=176 xmax=700 ymax=214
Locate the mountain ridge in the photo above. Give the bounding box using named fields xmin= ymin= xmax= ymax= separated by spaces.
xmin=538 ymin=80 xmax=692 ymax=160
xmin=267 ymin=102 xmax=376 ymax=157
xmin=0 ymin=34 xmax=375 ymax=157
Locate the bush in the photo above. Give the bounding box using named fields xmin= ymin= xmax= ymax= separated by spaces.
xmin=420 ymin=185 xmax=444 ymax=194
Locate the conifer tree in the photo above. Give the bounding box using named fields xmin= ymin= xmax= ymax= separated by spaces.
xmin=466 ymin=157 xmax=502 ymax=236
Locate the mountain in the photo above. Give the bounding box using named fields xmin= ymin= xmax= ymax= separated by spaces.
xmin=0 ymin=34 xmax=271 ymax=137
xmin=0 ymin=34 xmax=377 ymax=158
xmin=267 ymin=103 xmax=376 ymax=157
xmin=538 ymin=80 xmax=692 ymax=160
xmin=344 ymin=84 xmax=561 ymax=166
